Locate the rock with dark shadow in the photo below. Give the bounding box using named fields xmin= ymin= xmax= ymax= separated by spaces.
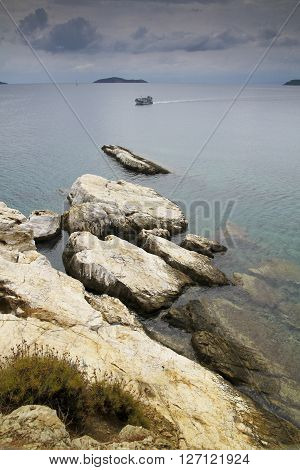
xmin=0 ymin=201 xmax=49 ymax=265
xmin=23 ymin=210 xmax=61 ymax=241
xmin=63 ymin=231 xmax=192 ymax=313
xmin=180 ymin=234 xmax=227 ymax=258
xmin=138 ymin=230 xmax=229 ymax=286
xmin=64 ymin=174 xmax=187 ymax=239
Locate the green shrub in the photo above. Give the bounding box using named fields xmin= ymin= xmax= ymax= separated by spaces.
xmin=0 ymin=341 xmax=148 ymax=432
xmin=88 ymin=381 xmax=149 ymax=428
xmin=0 ymin=342 xmax=87 ymax=428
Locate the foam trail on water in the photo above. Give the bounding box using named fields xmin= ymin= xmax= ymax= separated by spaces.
xmin=154 ymin=98 xmax=221 ymax=104
xmin=154 ymin=96 xmax=300 ymax=105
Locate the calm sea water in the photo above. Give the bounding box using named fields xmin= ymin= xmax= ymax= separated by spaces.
xmin=1 ymin=83 xmax=300 ymax=263
xmin=0 ymin=83 xmax=299 ymax=423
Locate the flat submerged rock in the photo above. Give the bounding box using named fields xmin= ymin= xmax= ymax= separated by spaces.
xmin=163 ymin=287 xmax=300 ymax=427
xmin=102 ymin=145 xmax=170 ymax=175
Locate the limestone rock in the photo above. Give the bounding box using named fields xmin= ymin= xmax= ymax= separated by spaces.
xmin=17 ymin=250 xmax=51 ymax=267
xmin=139 ymin=228 xmax=171 ymax=240
xmin=118 ymin=425 xmax=152 ymax=442
xmin=102 ymin=145 xmax=170 ymax=175
xmin=63 ymin=202 xmax=130 ymax=240
xmin=85 ymin=293 xmax=140 ymax=329
xmin=139 ymin=231 xmax=229 ymax=286
xmin=0 ymin=202 xmax=35 ymax=262
xmin=0 ymin=255 xmax=105 ymax=331
xmin=99 ymin=436 xmax=171 ymax=450
xmin=115 ymin=425 xmax=172 ymax=449
xmin=23 ymin=210 xmax=61 ymax=241
xmin=98 ymin=438 xmax=158 ymax=450
xmin=180 ymin=234 xmax=227 ymax=258
xmin=0 ymin=201 xmax=27 ymax=230
xmin=67 ymin=174 xmax=187 ymax=236
xmin=63 ymin=232 xmax=192 ymax=313
xmin=0 ymin=255 xmax=300 ymax=449
xmin=0 ymin=405 xmax=70 ymax=450
xmin=71 ymin=435 xmax=102 ymax=450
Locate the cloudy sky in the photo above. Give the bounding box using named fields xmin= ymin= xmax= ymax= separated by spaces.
xmin=0 ymin=0 xmax=299 ymax=84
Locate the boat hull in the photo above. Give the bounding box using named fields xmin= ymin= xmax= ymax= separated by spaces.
xmin=135 ymin=96 xmax=153 ymax=106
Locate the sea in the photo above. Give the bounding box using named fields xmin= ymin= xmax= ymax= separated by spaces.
xmin=0 ymin=82 xmax=299 ymax=425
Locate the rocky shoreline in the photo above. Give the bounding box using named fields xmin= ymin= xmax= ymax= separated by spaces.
xmin=0 ymin=172 xmax=300 ymax=450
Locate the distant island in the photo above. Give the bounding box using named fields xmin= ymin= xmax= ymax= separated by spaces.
xmin=284 ymin=80 xmax=300 ymax=86
xmin=93 ymin=77 xmax=148 ymax=84
xmin=0 ymin=81 xmax=7 ymax=85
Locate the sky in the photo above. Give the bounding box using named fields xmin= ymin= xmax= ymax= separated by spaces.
xmin=0 ymin=0 xmax=299 ymax=84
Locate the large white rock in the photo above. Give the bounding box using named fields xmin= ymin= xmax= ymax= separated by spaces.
xmin=63 ymin=231 xmax=192 ymax=313
xmin=66 ymin=174 xmax=187 ymax=236
xmin=0 ymin=255 xmax=299 ymax=450
xmin=0 ymin=202 xmax=51 ymax=266
xmin=139 ymin=230 xmax=229 ymax=286
xmin=63 ymin=202 xmax=130 ymax=239
xmin=0 ymin=406 xmax=168 ymax=450
xmin=22 ymin=210 xmax=61 ymax=241
xmin=0 ymin=202 xmax=35 ymax=262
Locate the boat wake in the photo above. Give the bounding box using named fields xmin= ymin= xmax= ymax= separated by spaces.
xmin=154 ymin=99 xmax=218 ymax=104
xmin=154 ymin=96 xmax=300 ymax=105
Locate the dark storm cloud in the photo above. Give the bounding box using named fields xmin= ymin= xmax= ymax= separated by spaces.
xmin=112 ymin=29 xmax=252 ymax=54
xmin=132 ymin=27 xmax=148 ymax=40
xmin=258 ymin=28 xmax=300 ymax=47
xmin=19 ymin=8 xmax=48 ymax=35
xmin=184 ymin=30 xmax=251 ymax=52
xmin=33 ymin=17 xmax=101 ymax=53
xmin=127 ymin=0 xmax=232 ymax=3
xmin=52 ymin=0 xmax=231 ymax=3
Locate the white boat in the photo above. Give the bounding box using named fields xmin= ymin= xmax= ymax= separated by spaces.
xmin=135 ymin=96 xmax=153 ymax=106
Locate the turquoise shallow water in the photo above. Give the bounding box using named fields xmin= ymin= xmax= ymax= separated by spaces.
xmin=1 ymin=83 xmax=299 ymax=265
xmin=0 ymin=83 xmax=299 ymax=423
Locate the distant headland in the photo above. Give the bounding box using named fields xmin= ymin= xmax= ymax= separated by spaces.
xmin=93 ymin=77 xmax=148 ymax=84
xmin=0 ymin=81 xmax=7 ymax=85
xmin=284 ymin=80 xmax=300 ymax=86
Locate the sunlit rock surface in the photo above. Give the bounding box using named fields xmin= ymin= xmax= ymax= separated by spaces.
xmin=63 ymin=231 xmax=192 ymax=313
xmin=65 ymin=174 xmax=187 ymax=238
xmin=139 ymin=230 xmax=229 ymax=286
xmin=22 ymin=210 xmax=61 ymax=241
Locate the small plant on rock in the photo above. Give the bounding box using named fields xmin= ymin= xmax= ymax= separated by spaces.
xmin=0 ymin=341 xmax=87 ymax=428
xmin=0 ymin=341 xmax=149 ymax=433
